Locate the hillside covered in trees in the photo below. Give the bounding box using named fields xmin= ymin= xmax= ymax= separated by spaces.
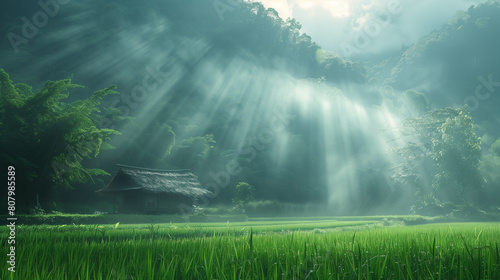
xmin=1 ymin=0 xmax=499 ymax=216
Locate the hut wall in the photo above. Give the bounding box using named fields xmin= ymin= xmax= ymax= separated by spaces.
xmin=143 ymin=193 xmax=192 ymax=214
xmin=118 ymin=190 xmax=144 ymax=213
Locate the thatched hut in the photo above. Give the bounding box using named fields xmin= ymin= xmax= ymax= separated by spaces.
xmin=97 ymin=164 xmax=210 ymax=214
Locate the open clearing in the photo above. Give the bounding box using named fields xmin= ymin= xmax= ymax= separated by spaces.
xmin=1 ymin=217 xmax=499 ymax=279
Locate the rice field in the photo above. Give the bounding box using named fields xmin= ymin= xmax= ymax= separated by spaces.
xmin=1 ymin=218 xmax=499 ymax=279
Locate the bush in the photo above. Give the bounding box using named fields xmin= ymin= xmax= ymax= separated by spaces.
xmin=245 ymin=200 xmax=329 ymax=217
xmin=29 ymin=207 xmax=46 ymax=215
xmin=188 ymin=214 xmax=247 ymax=223
xmin=441 ymin=202 xmax=459 ymax=213
xmin=450 ymin=205 xmax=499 ymax=221
xmin=195 ymin=206 xmax=239 ymax=215
xmin=413 ymin=203 xmax=449 ymax=216
xmin=245 ymin=200 xmax=283 ymax=217
xmin=0 ymin=214 xmax=187 ymax=225
xmin=403 ymin=217 xmax=430 ymax=226
xmin=233 ymin=182 xmax=255 ymax=207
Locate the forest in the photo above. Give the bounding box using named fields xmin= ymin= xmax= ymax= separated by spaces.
xmin=1 ymin=0 xmax=500 ymax=279
xmin=2 ymin=0 xmax=499 ymax=216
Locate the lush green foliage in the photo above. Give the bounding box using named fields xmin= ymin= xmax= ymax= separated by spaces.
xmin=489 ymin=138 xmax=500 ymax=157
xmin=432 ymin=109 xmax=483 ymax=204
xmin=112 ymin=122 xmax=176 ymax=168
xmin=1 ymin=220 xmax=499 ymax=279
xmin=0 ymin=69 xmax=120 ymax=211
xmin=233 ymin=182 xmax=256 ymax=207
xmin=390 ymin=107 xmax=484 ymax=208
xmin=386 ymin=2 xmax=500 ymax=112
xmin=478 ymin=137 xmax=500 ymax=209
xmin=0 ymin=0 xmax=368 ymax=210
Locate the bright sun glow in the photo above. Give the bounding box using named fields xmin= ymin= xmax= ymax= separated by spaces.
xmin=295 ymin=0 xmax=351 ymax=18
xmin=257 ymin=0 xmax=351 ymax=19
xmin=322 ymin=99 xmax=331 ymax=109
xmin=383 ymin=111 xmax=397 ymax=128
xmin=295 ymin=88 xmax=311 ymax=103
xmin=354 ymin=104 xmax=367 ymax=120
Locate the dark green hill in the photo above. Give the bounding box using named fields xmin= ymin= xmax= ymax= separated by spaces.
xmin=0 ymin=0 xmax=365 ymax=88
xmin=385 ymin=2 xmax=500 ymax=126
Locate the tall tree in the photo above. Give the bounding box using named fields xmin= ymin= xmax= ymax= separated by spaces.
xmin=390 ymin=107 xmax=483 ymax=207
xmin=0 ymin=69 xmax=120 ymax=212
xmin=432 ymin=109 xmax=483 ymax=204
xmin=479 ymin=137 xmax=500 ymax=208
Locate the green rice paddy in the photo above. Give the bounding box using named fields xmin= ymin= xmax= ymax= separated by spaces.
xmin=1 ymin=218 xmax=499 ymax=279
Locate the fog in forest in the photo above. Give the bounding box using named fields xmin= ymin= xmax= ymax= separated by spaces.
xmin=1 ymin=0 xmax=500 ymax=218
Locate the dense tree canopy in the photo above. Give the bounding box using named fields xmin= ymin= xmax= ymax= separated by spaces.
xmin=0 ymin=69 xmax=120 ymax=211
xmin=390 ymin=107 xmax=484 ymax=209
xmin=432 ymin=109 xmax=483 ymax=204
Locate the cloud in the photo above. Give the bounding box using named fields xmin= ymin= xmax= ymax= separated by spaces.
xmin=256 ymin=0 xmax=352 ymax=19
xmin=294 ymin=0 xmax=350 ymax=18
xmin=255 ymin=0 xmax=294 ymax=19
xmin=256 ymin=0 xmax=488 ymax=57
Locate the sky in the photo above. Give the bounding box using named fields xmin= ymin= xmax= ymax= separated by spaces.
xmin=255 ymin=0 xmax=488 ymax=58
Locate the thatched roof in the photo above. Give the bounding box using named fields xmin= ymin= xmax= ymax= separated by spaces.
xmin=97 ymin=164 xmax=211 ymax=198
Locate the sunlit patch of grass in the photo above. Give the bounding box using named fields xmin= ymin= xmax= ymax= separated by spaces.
xmin=1 ymin=220 xmax=499 ymax=279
